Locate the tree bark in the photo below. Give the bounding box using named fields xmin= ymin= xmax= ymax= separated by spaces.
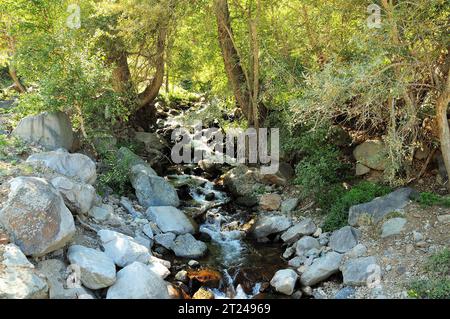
xmin=214 ymin=0 xmax=253 ymax=123
xmin=8 ymin=65 xmax=26 ymax=93
xmin=436 ymin=63 xmax=450 ymax=192
xmin=109 ymin=49 xmax=132 ymax=94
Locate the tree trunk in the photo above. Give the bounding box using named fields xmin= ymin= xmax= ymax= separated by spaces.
xmin=214 ymin=0 xmax=253 ymax=124
xmin=109 ymin=50 xmax=132 ymax=94
xmin=8 ymin=65 xmax=26 ymax=93
xmin=436 ymin=67 xmax=450 ymax=192
xmin=137 ymin=25 xmax=167 ymax=109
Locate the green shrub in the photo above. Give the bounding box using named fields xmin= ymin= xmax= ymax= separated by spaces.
xmin=322 ymin=181 xmax=392 ymax=232
xmin=408 ymin=248 xmax=450 ymax=299
xmin=98 ymin=151 xmax=133 ymax=196
xmin=415 ymin=192 xmax=450 ymax=208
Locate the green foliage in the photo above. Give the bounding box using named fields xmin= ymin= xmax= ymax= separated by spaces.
xmin=0 ymin=135 xmax=29 ymax=161
xmin=322 ymin=182 xmax=392 ymax=232
xmin=287 ymin=126 xmax=349 ymax=197
xmin=98 ymin=151 xmax=133 ymax=196
xmin=408 ymin=248 xmax=450 ymax=299
xmin=415 ymin=192 xmax=450 ymax=208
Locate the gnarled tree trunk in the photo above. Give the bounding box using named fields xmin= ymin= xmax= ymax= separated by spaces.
xmin=436 ymin=59 xmax=450 ymax=192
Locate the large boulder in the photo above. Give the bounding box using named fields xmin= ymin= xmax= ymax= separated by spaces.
xmin=270 ymin=269 xmax=298 ymax=295
xmin=348 ymin=188 xmax=415 ymax=227
xmin=300 ymin=252 xmax=343 ymax=286
xmin=98 ymin=229 xmax=151 ymax=267
xmin=340 ymin=256 xmax=379 ymax=286
xmin=130 ymin=164 xmax=180 ymax=208
xmin=67 ymin=245 xmax=116 ymax=290
xmin=353 ymin=140 xmax=388 ymax=171
xmin=329 ymin=226 xmax=360 ymax=253
xmin=0 ymin=244 xmax=48 ymax=299
xmin=251 ymin=214 xmax=292 ymax=239
xmin=281 ymin=219 xmax=317 ymax=244
xmin=106 ymin=262 xmax=170 ymax=299
xmin=50 ymin=176 xmax=96 ymax=215
xmin=12 ymin=111 xmax=74 ymax=150
xmin=222 ymin=165 xmax=262 ymax=206
xmin=146 ymin=206 xmax=196 ymax=235
xmin=0 ymin=177 xmax=76 ymax=257
xmin=171 ymin=234 xmax=207 ymax=259
xmin=27 ymin=149 xmax=97 ymax=185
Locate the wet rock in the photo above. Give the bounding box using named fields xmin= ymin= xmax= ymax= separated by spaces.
xmin=329 ymin=226 xmax=360 ymax=253
xmin=146 ymin=206 xmax=196 ymax=235
xmin=175 ymin=270 xmax=188 ymax=283
xmin=283 ymin=246 xmax=296 ymax=259
xmin=172 ymin=234 xmax=207 ymax=259
xmin=353 ymin=140 xmax=388 ymax=171
xmin=281 ymin=198 xmax=299 ymax=214
xmin=0 ymin=244 xmax=48 ymax=299
xmin=259 ymin=194 xmax=282 ymax=211
xmin=130 ymin=164 xmax=180 ymax=208
xmin=27 ymin=149 xmax=97 ymax=185
xmin=50 ymin=176 xmax=96 ymax=215
xmin=281 ymin=218 xmax=317 ymax=244
xmin=154 ymin=232 xmax=176 ymax=250
xmin=88 ymin=204 xmax=113 ymax=222
xmin=334 ymin=286 xmax=356 ymax=299
xmin=381 ymin=218 xmax=407 ymax=238
xmin=348 ymin=188 xmax=415 ymax=226
xmin=270 ymin=269 xmax=298 ymax=296
xmin=0 ymin=177 xmax=75 ymax=257
xmin=188 ymin=260 xmax=200 ymax=268
xmin=300 ymin=252 xmax=343 ymax=286
xmin=295 ymin=236 xmax=321 ymax=257
xmin=223 ymin=165 xmax=261 ymax=205
xmin=106 ymin=262 xmax=170 ymax=299
xmin=187 ymin=268 xmax=222 ymax=288
xmin=98 ymin=229 xmax=151 ymax=267
xmin=251 ymin=214 xmax=292 ymax=239
xmin=13 ymin=111 xmax=74 ymax=151
xmin=292 ymin=290 xmax=303 ymax=299
xmin=67 ymin=245 xmax=116 ymax=289
xmin=193 ymin=287 xmax=215 ymax=299
xmin=340 ymin=256 xmax=379 ymax=286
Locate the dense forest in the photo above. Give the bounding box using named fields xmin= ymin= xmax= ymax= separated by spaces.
xmin=0 ymin=0 xmax=449 ymax=300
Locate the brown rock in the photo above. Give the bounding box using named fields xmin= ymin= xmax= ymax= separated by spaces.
xmin=193 ymin=287 xmax=215 ymax=299
xmin=0 ymin=231 xmax=9 ymax=245
xmin=259 ymin=194 xmax=282 ymax=211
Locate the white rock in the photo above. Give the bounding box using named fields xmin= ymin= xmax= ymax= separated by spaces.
xmin=148 ymin=262 xmax=170 ymax=279
xmin=0 ymin=244 xmax=48 ymax=299
xmin=27 ymin=149 xmax=96 ymax=185
xmin=106 ymin=262 xmax=170 ymax=299
xmin=251 ymin=214 xmax=292 ymax=238
xmin=98 ymin=229 xmax=151 ymax=267
xmin=67 ymin=245 xmax=116 ymax=290
xmin=51 ymin=176 xmax=96 ymax=214
xmin=146 ymin=206 xmax=196 ymax=235
xmin=89 ymin=204 xmax=113 ymax=222
xmin=281 ymin=218 xmax=317 ymax=243
xmin=172 ymin=234 xmax=207 ymax=259
xmin=300 ymin=252 xmax=343 ymax=286
xmin=295 ymin=236 xmax=321 ymax=257
xmin=270 ymin=269 xmax=298 ymax=295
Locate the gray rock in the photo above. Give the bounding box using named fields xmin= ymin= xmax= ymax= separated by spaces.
xmin=437 ymin=214 xmax=450 ymax=224
xmin=340 ymin=256 xmax=379 ymax=286
xmin=50 ymin=176 xmax=96 ymax=214
xmin=412 ymin=231 xmax=423 ymax=242
xmin=106 ymin=262 xmax=170 ymax=299
xmin=88 ymin=204 xmax=113 ymax=222
xmin=27 ymin=149 xmax=97 ymax=185
xmin=142 ymin=223 xmax=154 ymax=239
xmin=345 ymin=244 xmax=367 ymax=259
xmin=223 ymin=165 xmax=262 ymax=205
xmin=146 ymin=206 xmax=196 ymax=235
xmin=281 ymin=218 xmax=317 ymax=243
xmin=37 ymin=259 xmax=93 ymax=299
xmin=172 ymin=234 xmax=207 ymax=259
xmin=134 ymin=132 xmax=167 ymax=152
xmin=134 ymin=234 xmax=152 ymax=249
xmin=13 ymin=111 xmax=74 ymax=150
xmin=0 ymin=244 xmax=48 ymax=299
xmin=353 ymin=140 xmax=388 ymax=171
xmin=295 ymin=236 xmax=321 ymax=257
xmin=288 ymin=256 xmax=305 ymax=268
xmin=147 ymin=262 xmax=170 ymax=279
xmin=283 ymin=246 xmax=296 ymax=259
xmin=355 ymin=163 xmax=371 ymax=176
xmin=348 ymin=188 xmax=415 ymax=226
xmin=154 ymin=233 xmax=176 ymax=250
xmin=0 ymin=177 xmax=75 ymax=257
xmin=251 ymin=214 xmax=292 ymax=238
xmin=334 ymin=286 xmax=356 ymax=299
xmin=120 ymin=197 xmax=139 ymax=218
xmin=300 ymin=252 xmax=343 ymax=286
xmin=381 ymin=218 xmax=407 ymax=238
xmin=98 ymin=229 xmax=151 ymax=267
xmin=329 ymin=226 xmax=360 ymax=253
xmin=130 ymin=164 xmax=180 ymax=208
xmin=175 ymin=270 xmax=188 ymax=283
xmin=67 ymin=245 xmax=116 ymax=289
xmin=270 ymin=269 xmax=298 ymax=296
xmin=281 ymin=198 xmax=299 ymax=214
